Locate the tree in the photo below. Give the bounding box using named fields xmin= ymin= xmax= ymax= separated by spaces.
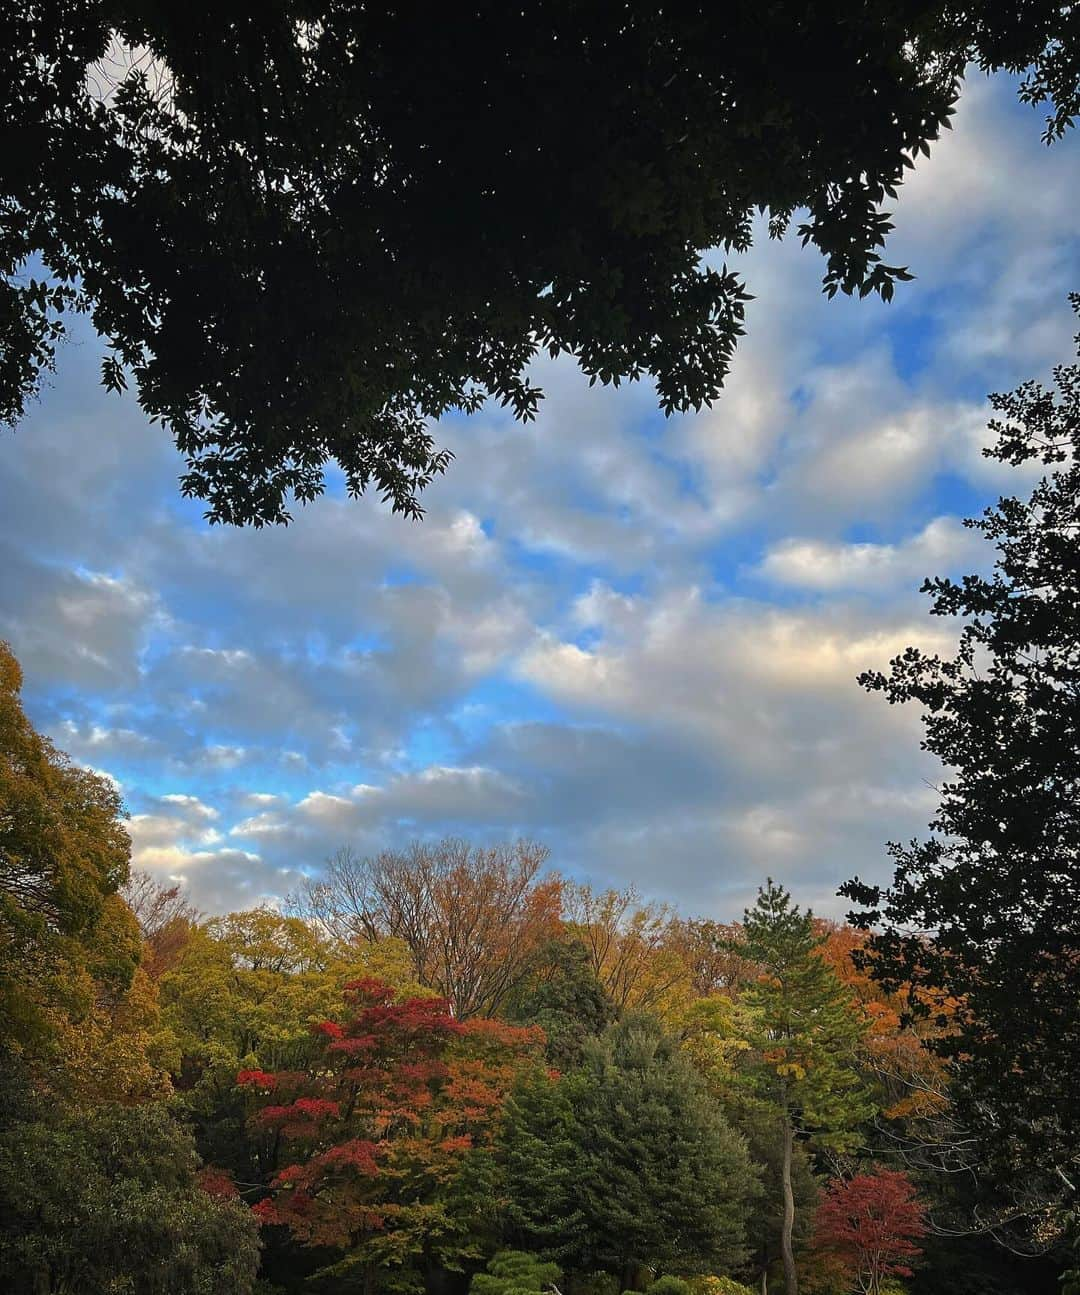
xmin=562 ymin=884 xmax=689 ymax=1015
xmin=122 ymin=869 xmax=200 ymax=978
xmin=159 ymin=908 xmax=396 ymax=1188
xmin=567 ymin=1015 xmax=757 ymax=1285
xmin=294 ymin=840 xmax=562 ymax=1019
xmin=0 ymin=640 xmax=138 ymax=1057
xmin=497 ymin=1066 xmax=587 ymax=1260
xmin=503 ymin=935 xmax=616 ymax=1069
xmin=0 ymin=1098 xmax=261 ymax=1294
xmin=735 ymin=883 xmax=872 ymax=1295
xmin=161 ymin=908 xmax=365 ymax=1077
xmin=842 ymin=298 xmax=1080 ymax=1187
xmin=665 ymin=919 xmax=759 ymax=1000
xmin=738 ymin=1108 xmax=820 ymax=1295
xmin=811 ymin=1169 xmax=927 ymax=1295
xmin=5 ymin=5 xmax=1080 ymax=523
xmin=247 ymin=978 xmax=544 ymax=1291
xmin=471 ymin=1250 xmax=561 ymax=1295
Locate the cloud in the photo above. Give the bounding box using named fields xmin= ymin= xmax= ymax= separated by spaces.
xmin=758 ymin=516 xmax=986 ymax=593
xmin=2 ymin=72 xmax=1076 ymax=921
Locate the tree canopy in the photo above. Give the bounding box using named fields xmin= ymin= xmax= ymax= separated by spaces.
xmin=842 ymin=300 xmax=1080 ymax=1188
xmin=4 ymin=2 xmax=1080 ymax=524
xmin=0 ymin=1098 xmax=261 ymax=1294
xmin=0 ymin=639 xmax=136 ymax=1058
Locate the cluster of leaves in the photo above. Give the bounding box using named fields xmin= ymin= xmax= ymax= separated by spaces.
xmin=0 ymin=1093 xmax=260 ymax=1294
xmin=4 ymin=3 xmax=1080 ymax=523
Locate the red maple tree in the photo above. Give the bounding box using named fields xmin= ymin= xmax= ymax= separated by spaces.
xmin=812 ymin=1168 xmax=928 ymax=1295
xmin=240 ymin=978 xmax=543 ymax=1282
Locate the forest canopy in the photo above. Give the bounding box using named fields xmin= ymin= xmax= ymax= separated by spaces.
xmin=0 ymin=641 xmax=1071 ymax=1292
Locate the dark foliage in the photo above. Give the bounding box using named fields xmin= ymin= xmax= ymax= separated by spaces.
xmin=4 ymin=3 xmax=1079 ymax=523
xmin=843 ymin=297 xmax=1080 ymax=1183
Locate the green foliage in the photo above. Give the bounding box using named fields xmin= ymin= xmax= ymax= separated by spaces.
xmin=569 ymin=1015 xmax=758 ymax=1277
xmin=736 ymin=1107 xmax=819 ymax=1282
xmin=0 ymin=1099 xmax=261 ymax=1293
xmin=161 ymin=908 xmax=353 ymax=1075
xmin=505 ymin=936 xmax=616 ymax=1069
xmin=843 ymin=296 xmax=1080 ymax=1184
xmin=738 ymin=882 xmax=873 ymax=1145
xmin=568 ymin=1274 xmax=621 ymax=1295
xmin=643 ymin=1278 xmax=692 ymax=1295
xmin=472 ymin=1250 xmax=562 ymax=1295
xmin=0 ymin=640 xmax=136 ymax=1058
xmin=5 ymin=7 xmax=1080 ymax=522
xmin=498 ymin=1066 xmax=587 ymax=1259
xmin=733 ymin=881 xmax=871 ymax=1295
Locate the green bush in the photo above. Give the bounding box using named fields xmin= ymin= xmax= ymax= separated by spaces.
xmin=570 ymin=1274 xmax=620 ymax=1295
xmin=643 ymin=1279 xmax=693 ymax=1295
xmin=472 ymin=1251 xmax=563 ymax=1295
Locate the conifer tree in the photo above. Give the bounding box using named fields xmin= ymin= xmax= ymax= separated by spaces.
xmin=735 ymin=882 xmax=872 ymax=1295
xmin=570 ymin=1015 xmax=757 ymax=1284
xmin=497 ymin=1066 xmax=587 ymax=1260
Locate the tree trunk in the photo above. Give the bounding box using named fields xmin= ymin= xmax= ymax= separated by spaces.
xmin=760 ymin=1265 xmax=769 ymax=1295
xmin=781 ymin=1115 xmax=798 ymax=1295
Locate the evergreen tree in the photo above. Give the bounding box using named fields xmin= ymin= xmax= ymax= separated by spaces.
xmin=735 ymin=882 xmax=872 ymax=1295
xmin=0 ymin=1098 xmax=260 ymax=1294
xmin=498 ymin=1066 xmax=587 ymax=1260
xmin=504 ymin=937 xmax=616 ymax=1069
xmin=571 ymin=1015 xmax=758 ymax=1285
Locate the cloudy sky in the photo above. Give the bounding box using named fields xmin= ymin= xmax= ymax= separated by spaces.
xmin=3 ymin=74 xmax=1078 ymax=918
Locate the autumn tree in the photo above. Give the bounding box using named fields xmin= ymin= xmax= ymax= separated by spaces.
xmin=246 ymin=978 xmax=544 ymax=1290
xmin=0 ymin=640 xmax=139 ymax=1063
xmin=122 ymin=868 xmax=200 ymax=978
xmin=842 ymin=300 xmax=1080 ymax=1187
xmin=161 ymin=908 xmax=365 ymax=1076
xmin=294 ymin=839 xmax=562 ymax=1018
xmin=666 ymin=919 xmax=759 ymax=999
xmin=735 ymin=883 xmax=873 ymax=1295
xmin=811 ymin=1169 xmax=927 ymax=1295
xmin=562 ymin=884 xmax=689 ymax=1015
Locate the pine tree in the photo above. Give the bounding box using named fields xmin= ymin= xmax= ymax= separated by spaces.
xmin=735 ymin=882 xmax=872 ymax=1295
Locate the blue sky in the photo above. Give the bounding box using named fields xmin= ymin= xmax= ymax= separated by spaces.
xmin=3 ymin=73 xmax=1078 ymax=917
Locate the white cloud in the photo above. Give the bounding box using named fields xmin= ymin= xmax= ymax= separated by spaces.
xmin=758 ymin=516 xmax=985 ymax=593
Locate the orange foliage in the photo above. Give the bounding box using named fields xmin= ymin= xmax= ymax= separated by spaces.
xmin=815 ymin=920 xmax=958 ymax=1119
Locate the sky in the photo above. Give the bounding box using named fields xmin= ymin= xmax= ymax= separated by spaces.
xmin=2 ymin=73 xmax=1079 ymax=920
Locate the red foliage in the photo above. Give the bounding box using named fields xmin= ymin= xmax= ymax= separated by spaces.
xmin=812 ymin=1168 xmax=928 ymax=1295
xmin=241 ymin=978 xmax=545 ymax=1254
xmin=196 ymin=1165 xmax=240 ymax=1200
xmin=236 ymin=1068 xmax=277 ymax=1090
